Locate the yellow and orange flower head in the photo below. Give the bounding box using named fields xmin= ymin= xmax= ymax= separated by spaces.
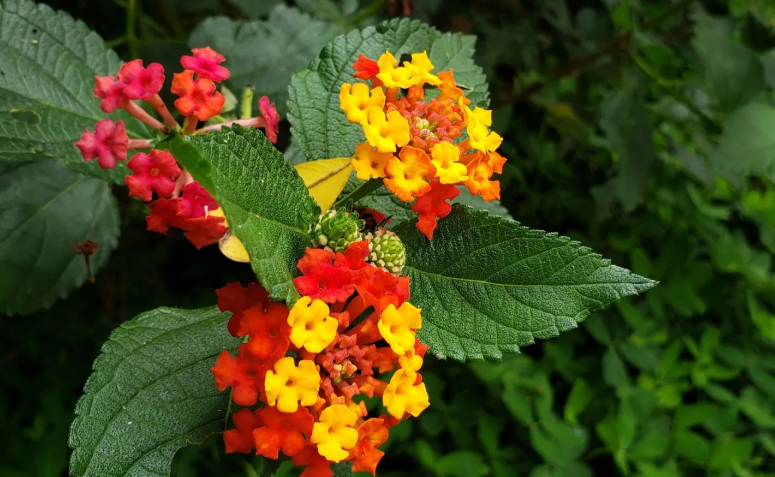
xmin=361 ymin=109 xmax=411 ymax=153
xmin=352 ymin=142 xmax=393 ymax=180
xmin=287 ymin=296 xmax=338 ymax=353
xmin=384 ymin=146 xmax=436 ymax=202
xmin=378 ymin=302 xmax=422 ymax=355
xmin=339 ymin=83 xmax=386 ymax=123
xmin=311 ymin=404 xmax=359 ymax=462
xmin=264 ymin=357 xmax=321 ymax=413
xmin=383 ymin=368 xmax=430 ymax=418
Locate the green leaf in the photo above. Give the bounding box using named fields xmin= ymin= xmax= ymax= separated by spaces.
xmin=288 ymin=18 xmax=489 ymax=160
xmin=0 ymin=0 xmax=146 ymax=183
xmin=190 ymin=126 xmax=320 ymax=303
xmin=0 ymin=160 xmax=119 ymax=315
xmin=189 ymin=5 xmax=342 ymax=115
xmin=397 ymin=205 xmax=656 ymax=361
xmin=711 ymin=102 xmax=775 ymax=177
xmin=692 ymin=14 xmax=765 ymax=112
xmin=156 ymin=130 xmax=215 ymax=192
xmin=69 ymin=306 xmax=237 ymax=477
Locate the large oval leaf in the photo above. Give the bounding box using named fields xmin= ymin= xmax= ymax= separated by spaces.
xmin=287 ymin=18 xmax=489 ymax=160
xmin=69 ymin=306 xmax=237 ymax=477
xmin=0 ymin=160 xmax=119 ymax=315
xmin=0 ymin=0 xmax=146 ymax=183
xmin=397 ymin=206 xmax=656 ymax=361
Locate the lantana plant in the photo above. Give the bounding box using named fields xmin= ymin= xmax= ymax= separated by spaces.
xmin=17 ymin=8 xmax=657 ymax=477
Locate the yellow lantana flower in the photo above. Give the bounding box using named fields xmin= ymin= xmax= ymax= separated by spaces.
xmin=403 ymin=51 xmax=441 ymax=86
xmin=287 ymin=296 xmax=338 ymax=353
xmin=311 ymin=404 xmax=359 ymax=462
xmin=361 ymin=109 xmax=410 ymax=153
xmin=384 ymin=146 xmax=436 ymax=202
xmin=378 ymin=302 xmax=422 ymax=355
xmin=430 ymin=142 xmax=468 ymax=184
xmin=376 ymin=51 xmax=416 ymax=88
xmin=463 ymin=105 xmax=502 ymax=153
xmin=264 ymin=357 xmax=320 ymax=413
xmin=398 ymin=351 xmax=423 ymax=372
xmin=383 ymin=368 xmax=430 ymax=418
xmin=352 ymin=142 xmax=393 ymax=180
xmin=339 ymin=83 xmax=386 ymax=123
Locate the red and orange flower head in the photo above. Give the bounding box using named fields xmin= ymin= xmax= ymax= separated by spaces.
xmin=338 ymin=50 xmax=508 ymax=239
xmin=214 ymin=234 xmax=428 ymax=476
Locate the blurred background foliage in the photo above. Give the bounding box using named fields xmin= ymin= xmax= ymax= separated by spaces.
xmin=2 ymin=0 xmax=775 ymax=476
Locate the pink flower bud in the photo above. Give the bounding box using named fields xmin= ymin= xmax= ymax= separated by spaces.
xmin=258 ymin=95 xmax=280 ymax=144
xmin=117 ymin=60 xmax=165 ymax=100
xmin=125 ymin=150 xmax=182 ymax=202
xmin=94 ymin=76 xmax=126 ymax=113
xmin=180 ymin=47 xmax=230 ymax=82
xmin=75 ymin=119 xmax=128 ymax=169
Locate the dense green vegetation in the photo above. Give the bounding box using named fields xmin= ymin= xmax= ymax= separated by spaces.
xmin=1 ymin=0 xmax=774 ymax=476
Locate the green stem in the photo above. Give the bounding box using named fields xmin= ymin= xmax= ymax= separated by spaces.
xmin=241 ymin=86 xmax=255 ymax=120
xmin=109 ymin=0 xmax=169 ymax=36
xmin=240 ymin=458 xmax=260 ymax=477
xmin=126 ymin=0 xmax=138 ymax=59
xmin=334 ymin=178 xmax=383 ymax=209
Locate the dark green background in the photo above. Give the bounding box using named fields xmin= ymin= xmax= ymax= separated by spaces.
xmin=2 ymin=0 xmax=774 ymax=476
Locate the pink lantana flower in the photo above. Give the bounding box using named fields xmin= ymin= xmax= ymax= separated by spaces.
xmin=117 ymin=60 xmax=165 ymax=100
xmin=181 ymin=47 xmax=230 ymax=82
xmin=75 ymin=119 xmax=128 ymax=169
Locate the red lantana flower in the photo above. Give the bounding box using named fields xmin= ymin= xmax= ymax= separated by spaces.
xmin=294 ymin=248 xmax=355 ymax=303
xmin=179 ymin=182 xmax=218 ymax=218
xmin=94 ymin=76 xmax=126 ymax=113
xmin=211 ymin=343 xmax=269 ymax=406
xmin=180 ymin=47 xmax=230 ymax=82
xmin=216 ymin=281 xmax=270 ymax=336
xmin=252 ymin=406 xmax=314 ymax=459
xmin=75 ymin=119 xmax=128 ymax=169
xmin=411 ymin=178 xmax=460 ymax=240
xmin=125 ymin=150 xmax=181 ymax=201
xmin=171 ymin=70 xmax=225 ymax=121
xmin=117 ymin=59 xmax=165 ymax=100
xmin=240 ymin=303 xmax=291 ymax=360
xmin=175 ymin=213 xmax=227 ymax=249
xmin=292 ymin=445 xmax=335 ymax=477
xmin=223 ymin=408 xmax=261 ymax=454
xmin=352 ymin=54 xmax=379 ymax=80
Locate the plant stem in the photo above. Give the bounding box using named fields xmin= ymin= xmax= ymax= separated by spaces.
xmin=126 ymin=0 xmax=138 ymax=60
xmin=241 ymin=86 xmax=255 ymax=120
xmin=149 ymin=95 xmax=180 ymax=129
xmin=334 ymin=178 xmax=383 ymax=209
xmin=195 ymin=117 xmax=267 ymax=134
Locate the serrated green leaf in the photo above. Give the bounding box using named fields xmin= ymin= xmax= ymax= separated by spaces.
xmin=0 ymin=0 xmax=146 ymax=183
xmin=190 ymin=126 xmax=320 ymax=303
xmin=0 ymin=160 xmax=119 ymax=315
xmin=692 ymin=14 xmax=765 ymax=112
xmin=288 ymin=18 xmax=489 ymax=160
xmin=711 ymin=102 xmax=775 ymax=177
xmin=156 ymin=130 xmax=215 ymax=192
xmin=68 ymin=306 xmax=237 ymax=477
xmin=396 ymin=205 xmax=656 ymax=361
xmin=189 ymin=5 xmax=342 ymax=115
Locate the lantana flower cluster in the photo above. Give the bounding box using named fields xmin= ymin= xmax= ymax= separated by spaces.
xmin=212 ymin=215 xmax=429 ymax=477
xmin=75 ymin=47 xmax=280 ymax=249
xmin=340 ymin=51 xmax=507 ymax=239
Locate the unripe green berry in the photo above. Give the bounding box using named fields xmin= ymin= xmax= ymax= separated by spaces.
xmin=365 ymin=228 xmax=406 ymax=275
xmin=310 ymin=209 xmax=365 ymax=252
